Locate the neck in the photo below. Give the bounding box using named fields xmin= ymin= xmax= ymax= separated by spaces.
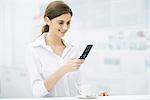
xmin=45 ymin=32 xmax=64 ymax=46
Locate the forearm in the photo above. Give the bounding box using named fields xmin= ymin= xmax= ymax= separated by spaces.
xmin=44 ymin=66 xmax=67 ymax=91
xmin=44 ymin=58 xmax=84 ymax=92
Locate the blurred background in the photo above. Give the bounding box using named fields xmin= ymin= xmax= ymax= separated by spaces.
xmin=0 ymin=0 xmax=150 ymax=97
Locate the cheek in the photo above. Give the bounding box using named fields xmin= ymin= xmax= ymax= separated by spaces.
xmin=51 ymin=24 xmax=60 ymax=31
xmin=55 ymin=24 xmax=61 ymax=30
xmin=68 ymin=25 xmax=70 ymax=29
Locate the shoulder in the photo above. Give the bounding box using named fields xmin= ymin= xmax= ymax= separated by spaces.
xmin=26 ymin=40 xmax=39 ymax=55
xmin=26 ymin=35 xmax=42 ymax=50
xmin=26 ymin=42 xmax=41 ymax=59
xmin=26 ymin=42 xmax=35 ymax=51
xmin=27 ymin=33 xmax=46 ymax=48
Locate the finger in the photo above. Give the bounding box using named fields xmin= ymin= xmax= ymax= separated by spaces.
xmin=76 ymin=60 xmax=85 ymax=64
xmin=100 ymin=92 xmax=108 ymax=96
xmin=73 ymin=66 xmax=80 ymax=70
xmin=73 ymin=60 xmax=82 ymax=64
xmin=100 ymin=93 xmax=104 ymax=96
xmin=103 ymin=93 xmax=106 ymax=96
xmin=74 ymin=64 xmax=82 ymax=67
xmin=76 ymin=67 xmax=80 ymax=69
xmin=80 ymin=60 xmax=85 ymax=64
xmin=75 ymin=65 xmax=81 ymax=68
xmin=104 ymin=92 xmax=109 ymax=96
xmin=106 ymin=92 xmax=109 ymax=96
xmin=69 ymin=57 xmax=76 ymax=60
xmin=80 ymin=59 xmax=85 ymax=62
xmin=76 ymin=61 xmax=83 ymax=65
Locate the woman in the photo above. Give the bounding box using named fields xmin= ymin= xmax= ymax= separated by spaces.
xmin=26 ymin=0 xmax=108 ymax=97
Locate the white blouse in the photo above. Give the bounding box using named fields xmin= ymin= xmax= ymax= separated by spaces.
xmin=26 ymin=33 xmax=81 ymax=97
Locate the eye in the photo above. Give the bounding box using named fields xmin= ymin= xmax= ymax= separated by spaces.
xmin=59 ymin=22 xmax=64 ymax=25
xmin=67 ymin=21 xmax=70 ymax=25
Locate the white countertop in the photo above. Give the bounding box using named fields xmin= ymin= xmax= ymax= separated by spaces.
xmin=2 ymin=95 xmax=150 ymax=100
xmin=40 ymin=95 xmax=150 ymax=100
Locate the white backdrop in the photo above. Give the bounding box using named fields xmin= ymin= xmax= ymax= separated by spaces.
xmin=0 ymin=0 xmax=150 ymax=97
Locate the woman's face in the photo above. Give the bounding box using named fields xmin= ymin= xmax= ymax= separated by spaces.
xmin=46 ymin=13 xmax=72 ymax=37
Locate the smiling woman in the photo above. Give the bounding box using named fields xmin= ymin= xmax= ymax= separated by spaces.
xmin=26 ymin=1 xmax=85 ymax=97
xmin=41 ymin=0 xmax=72 ymax=35
xmin=26 ymin=0 xmax=110 ymax=97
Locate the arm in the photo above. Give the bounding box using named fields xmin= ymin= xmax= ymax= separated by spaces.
xmin=26 ymin=46 xmax=48 ymax=97
xmin=44 ymin=65 xmax=66 ymax=91
xmin=26 ymin=45 xmax=84 ymax=97
xmin=44 ymin=58 xmax=84 ymax=91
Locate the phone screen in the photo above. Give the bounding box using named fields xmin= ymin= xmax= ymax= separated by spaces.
xmin=79 ymin=45 xmax=93 ymax=59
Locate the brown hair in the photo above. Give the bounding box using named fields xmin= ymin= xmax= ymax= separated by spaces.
xmin=41 ymin=1 xmax=73 ymax=34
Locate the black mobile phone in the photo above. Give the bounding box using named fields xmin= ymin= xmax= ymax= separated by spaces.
xmin=79 ymin=45 xmax=93 ymax=59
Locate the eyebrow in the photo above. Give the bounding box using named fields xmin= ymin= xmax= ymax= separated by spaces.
xmin=57 ymin=20 xmax=71 ymax=22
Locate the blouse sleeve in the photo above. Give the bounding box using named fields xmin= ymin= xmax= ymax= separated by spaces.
xmin=26 ymin=45 xmax=49 ymax=97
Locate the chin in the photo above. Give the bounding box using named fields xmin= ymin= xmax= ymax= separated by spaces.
xmin=58 ymin=34 xmax=64 ymax=38
xmin=59 ymin=32 xmax=65 ymax=37
xmin=61 ymin=34 xmax=65 ymax=37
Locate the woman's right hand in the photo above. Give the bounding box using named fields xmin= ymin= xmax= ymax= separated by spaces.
xmin=62 ymin=58 xmax=84 ymax=73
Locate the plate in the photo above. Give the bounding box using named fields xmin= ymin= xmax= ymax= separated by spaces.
xmin=76 ymin=95 xmax=97 ymax=99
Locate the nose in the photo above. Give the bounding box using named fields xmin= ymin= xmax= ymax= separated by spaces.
xmin=62 ymin=24 xmax=68 ymax=31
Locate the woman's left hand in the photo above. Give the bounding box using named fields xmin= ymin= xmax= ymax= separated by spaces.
xmin=99 ymin=91 xmax=109 ymax=96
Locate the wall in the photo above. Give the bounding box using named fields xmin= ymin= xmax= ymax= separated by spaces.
xmin=0 ymin=0 xmax=150 ymax=97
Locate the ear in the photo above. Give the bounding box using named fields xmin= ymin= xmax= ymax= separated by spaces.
xmin=44 ymin=17 xmax=51 ymax=25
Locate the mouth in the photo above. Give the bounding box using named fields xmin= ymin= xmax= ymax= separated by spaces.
xmin=60 ymin=31 xmax=65 ymax=34
xmin=58 ymin=29 xmax=66 ymax=35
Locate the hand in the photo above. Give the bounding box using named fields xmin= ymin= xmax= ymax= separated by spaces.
xmin=99 ymin=91 xmax=109 ymax=96
xmin=62 ymin=58 xmax=84 ymax=73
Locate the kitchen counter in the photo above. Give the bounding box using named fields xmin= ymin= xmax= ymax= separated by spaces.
xmin=7 ymin=95 xmax=149 ymax=100
xmin=2 ymin=95 xmax=150 ymax=100
xmin=40 ymin=95 xmax=150 ymax=100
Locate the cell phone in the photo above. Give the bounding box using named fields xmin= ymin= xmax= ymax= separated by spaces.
xmin=79 ymin=45 xmax=93 ymax=59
